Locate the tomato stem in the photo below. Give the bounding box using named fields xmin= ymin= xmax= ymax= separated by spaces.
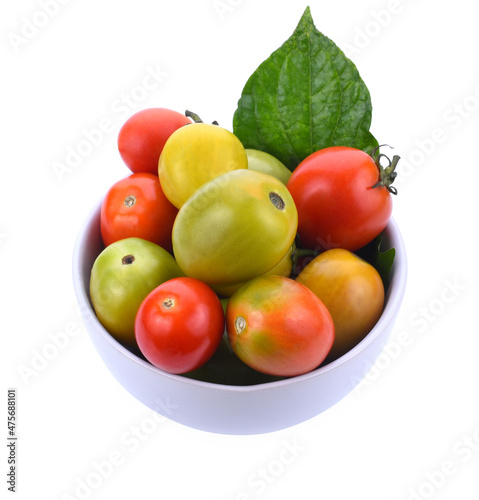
xmin=291 ymin=247 xmax=318 ymax=276
xmin=185 ymin=110 xmax=219 ymax=125
xmin=370 ymin=145 xmax=399 ymax=195
xmin=185 ymin=110 xmax=203 ymax=123
xmin=293 ymin=248 xmax=317 ymax=258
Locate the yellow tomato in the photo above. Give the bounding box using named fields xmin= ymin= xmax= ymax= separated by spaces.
xmin=296 ymin=248 xmax=384 ymax=361
xmin=158 ymin=123 xmax=248 ymax=208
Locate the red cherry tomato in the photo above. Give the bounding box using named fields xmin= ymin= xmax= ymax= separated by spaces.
xmin=100 ymin=172 xmax=178 ymax=252
xmin=118 ymin=108 xmax=192 ymax=175
xmin=135 ymin=277 xmax=225 ymax=374
xmin=286 ymin=146 xmax=398 ymax=252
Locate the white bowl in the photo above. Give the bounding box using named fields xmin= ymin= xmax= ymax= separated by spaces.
xmin=72 ymin=201 xmax=407 ymax=435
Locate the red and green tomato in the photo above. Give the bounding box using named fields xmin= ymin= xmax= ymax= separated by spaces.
xmin=226 ymin=275 xmax=335 ymax=377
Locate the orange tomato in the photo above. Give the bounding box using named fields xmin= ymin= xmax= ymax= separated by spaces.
xmin=296 ymin=248 xmax=384 ymax=361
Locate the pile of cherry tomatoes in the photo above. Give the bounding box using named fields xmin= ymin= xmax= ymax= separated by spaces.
xmin=89 ymin=107 xmax=398 ymax=383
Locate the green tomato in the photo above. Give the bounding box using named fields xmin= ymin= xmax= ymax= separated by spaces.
xmin=246 ymin=149 xmax=292 ymax=185
xmin=212 ymin=242 xmax=295 ymax=297
xmin=158 ymin=123 xmax=248 ymax=209
xmin=172 ymin=169 xmax=298 ymax=287
xmin=89 ymin=237 xmax=184 ymax=349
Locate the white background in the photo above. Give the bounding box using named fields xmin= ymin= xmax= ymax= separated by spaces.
xmin=2 ymin=0 xmax=479 ymax=499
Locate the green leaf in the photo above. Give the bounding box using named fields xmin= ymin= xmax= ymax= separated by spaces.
xmin=233 ymin=6 xmax=378 ymax=171
xmin=356 ymin=234 xmax=395 ymax=289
